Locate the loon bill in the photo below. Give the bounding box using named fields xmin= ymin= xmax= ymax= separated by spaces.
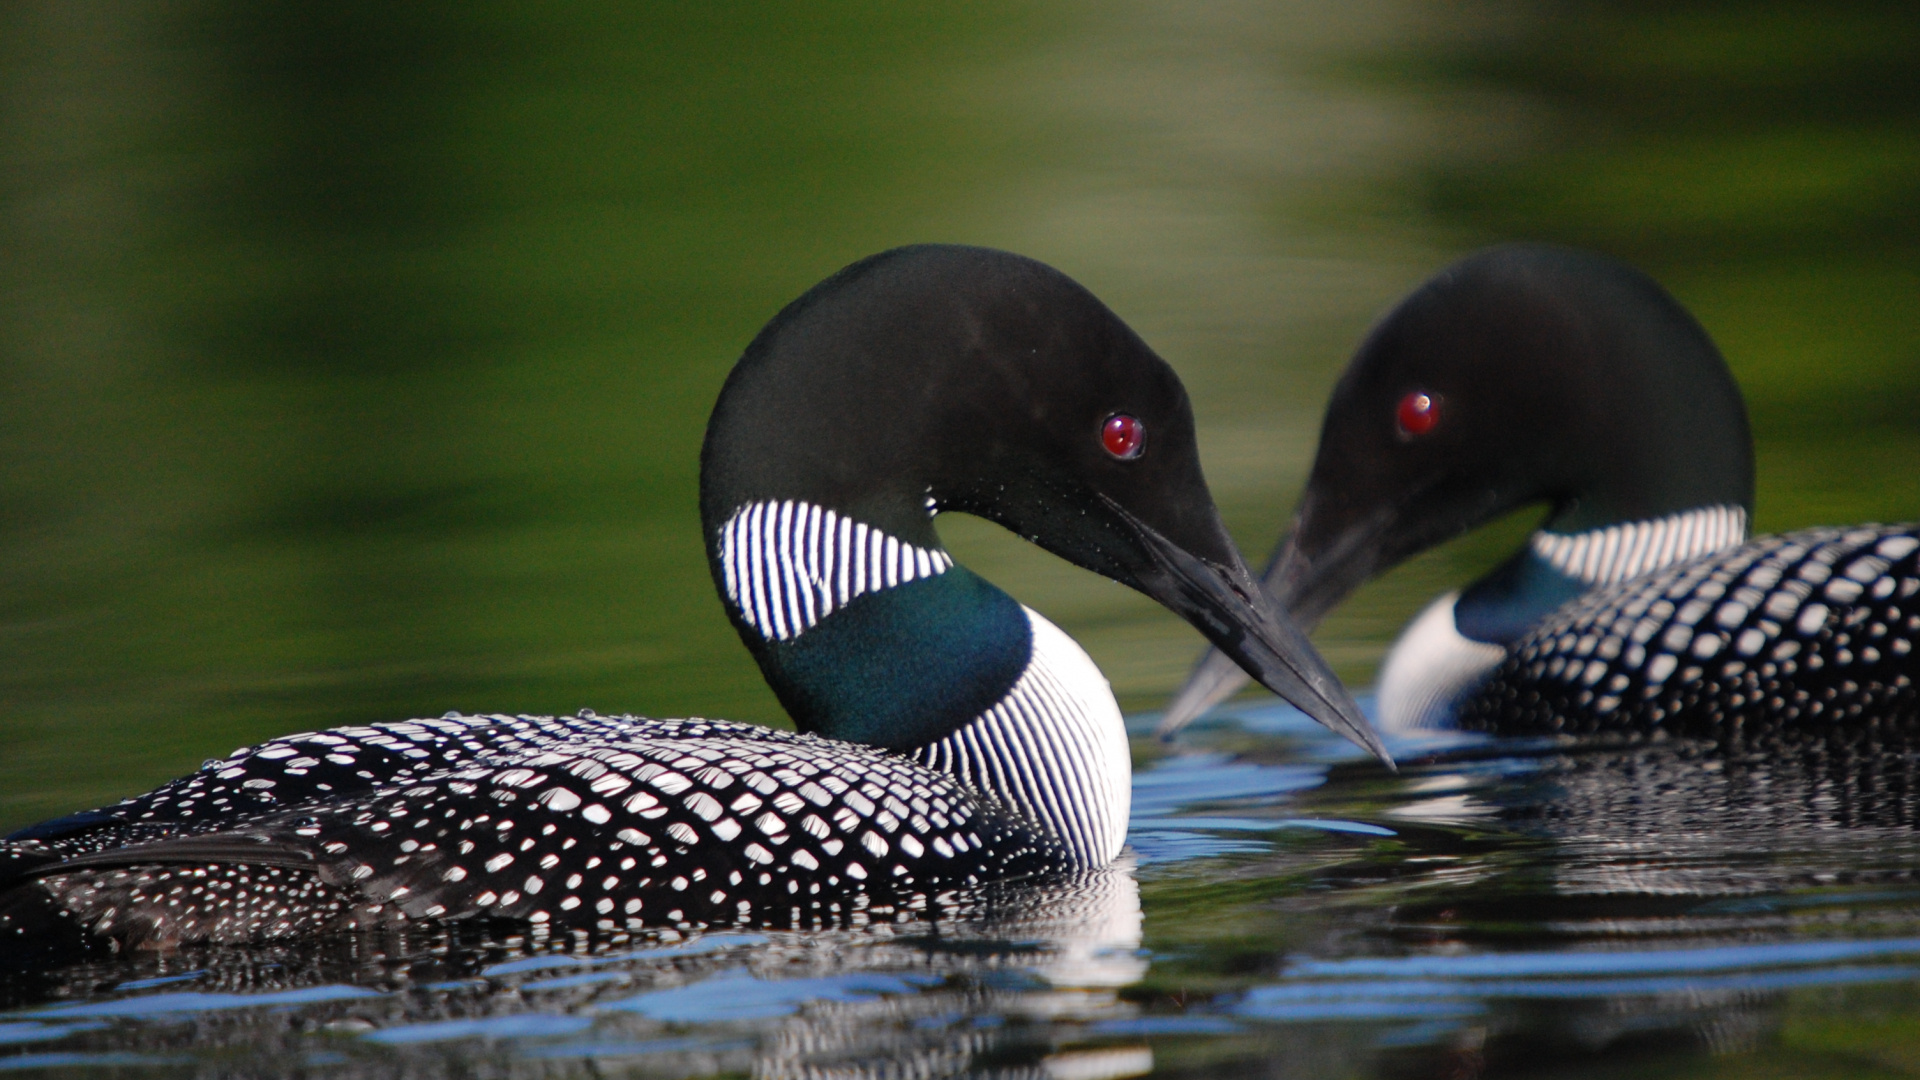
xmin=2 ymin=244 xmax=1383 ymax=957
xmin=1160 ymin=243 xmax=1918 ymax=738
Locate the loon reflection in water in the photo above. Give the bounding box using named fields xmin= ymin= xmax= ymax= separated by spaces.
xmin=0 ymin=860 xmax=1151 ymax=1078
xmin=1163 ymin=244 xmax=1919 ymax=738
xmin=1 ymin=245 xmax=1385 ymax=962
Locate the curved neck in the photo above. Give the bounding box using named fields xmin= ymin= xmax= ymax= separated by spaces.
xmin=709 ymin=497 xmax=1032 ymax=751
xmin=705 ymin=499 xmax=1131 ymax=864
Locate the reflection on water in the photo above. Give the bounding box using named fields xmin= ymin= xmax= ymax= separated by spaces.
xmin=1137 ymin=710 xmax=1920 ymax=1077
xmin=2 ymin=865 xmax=1150 ymax=1077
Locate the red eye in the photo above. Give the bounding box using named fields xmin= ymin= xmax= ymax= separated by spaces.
xmin=1396 ymin=391 xmax=1440 ymax=437
xmin=1101 ymin=413 xmax=1145 ymax=460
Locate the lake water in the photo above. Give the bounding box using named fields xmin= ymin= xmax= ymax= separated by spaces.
xmin=2 ymin=2 xmax=1917 ymax=1076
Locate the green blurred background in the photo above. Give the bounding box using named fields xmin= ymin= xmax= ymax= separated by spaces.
xmin=2 ymin=0 xmax=1916 ymax=830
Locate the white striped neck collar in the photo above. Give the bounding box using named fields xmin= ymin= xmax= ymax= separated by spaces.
xmin=717 ymin=499 xmax=952 ymax=643
xmin=1530 ymin=504 xmax=1748 ymax=588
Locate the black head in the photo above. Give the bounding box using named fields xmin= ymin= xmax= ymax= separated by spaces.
xmin=1275 ymin=243 xmax=1754 ymax=626
xmin=1158 ymin=244 xmax=1754 ymax=738
xmin=701 ymin=245 xmax=1387 ymax=762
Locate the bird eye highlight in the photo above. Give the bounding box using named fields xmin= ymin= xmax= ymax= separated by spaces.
xmin=1101 ymin=413 xmax=1145 ymax=460
xmin=1396 ymin=391 xmax=1440 ymax=438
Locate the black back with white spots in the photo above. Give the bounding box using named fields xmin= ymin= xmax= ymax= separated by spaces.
xmin=1460 ymin=525 xmax=1920 ymax=735
xmin=7 ymin=713 xmax=637 ymax=855
xmin=2 ymin=715 xmax=1066 ymax=950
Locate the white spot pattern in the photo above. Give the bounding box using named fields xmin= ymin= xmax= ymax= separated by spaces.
xmin=8 ymin=715 xmax=1069 ymax=948
xmin=1470 ymin=523 xmax=1920 ymax=732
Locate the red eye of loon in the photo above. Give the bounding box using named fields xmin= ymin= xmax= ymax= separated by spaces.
xmin=1101 ymin=413 xmax=1145 ymax=460
xmin=1396 ymin=391 xmax=1440 ymax=437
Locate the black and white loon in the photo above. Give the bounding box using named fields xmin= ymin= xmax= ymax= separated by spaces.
xmin=1 ymin=245 xmax=1384 ymax=956
xmin=1161 ymin=244 xmax=1918 ymax=737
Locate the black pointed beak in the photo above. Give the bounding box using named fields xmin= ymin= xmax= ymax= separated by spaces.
xmin=1156 ymin=507 xmax=1396 ymax=741
xmin=1106 ymin=498 xmax=1393 ymax=767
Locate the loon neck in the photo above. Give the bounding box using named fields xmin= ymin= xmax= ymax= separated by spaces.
xmin=1456 ymin=504 xmax=1749 ymax=646
xmin=712 ymin=498 xmax=1025 ymax=749
xmin=914 ymin=606 xmax=1131 ymax=866
xmin=708 ymin=496 xmax=1131 ymax=865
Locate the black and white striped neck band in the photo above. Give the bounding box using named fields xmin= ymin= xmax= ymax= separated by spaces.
xmin=1530 ymin=504 xmax=1748 ymax=587
xmin=717 ymin=500 xmax=953 ymax=641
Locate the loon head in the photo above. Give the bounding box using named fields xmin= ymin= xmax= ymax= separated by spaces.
xmin=1161 ymin=243 xmax=1756 ymax=736
xmin=1276 ymin=243 xmax=1754 ymax=633
xmin=700 ymin=244 xmax=1387 ymax=764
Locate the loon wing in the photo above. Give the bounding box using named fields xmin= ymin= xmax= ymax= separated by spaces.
xmin=6 ymin=719 xmax=1067 ymax=952
xmin=11 ymin=834 xmax=320 ymax=880
xmin=4 ymin=713 xmax=657 ymax=858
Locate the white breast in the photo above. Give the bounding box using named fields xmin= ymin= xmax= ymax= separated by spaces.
xmin=1375 ymin=591 xmax=1506 ymax=732
xmin=911 ymin=607 xmax=1131 ymax=868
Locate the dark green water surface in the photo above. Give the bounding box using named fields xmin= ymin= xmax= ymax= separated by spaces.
xmin=2 ymin=2 xmax=1918 ymax=1076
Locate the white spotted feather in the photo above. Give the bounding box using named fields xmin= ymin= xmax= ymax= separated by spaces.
xmin=9 ymin=717 xmax=1071 ymax=946
xmin=1466 ymin=524 xmax=1920 ymax=731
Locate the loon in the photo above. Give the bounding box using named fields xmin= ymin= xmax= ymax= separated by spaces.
xmin=1160 ymin=243 xmax=1919 ymax=738
xmin=1 ymin=245 xmax=1385 ymax=957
